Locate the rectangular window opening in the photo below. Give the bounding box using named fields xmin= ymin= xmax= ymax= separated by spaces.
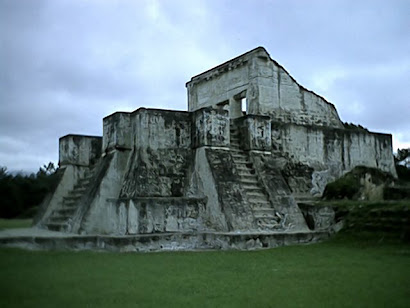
xmin=241 ymin=98 xmax=247 ymax=113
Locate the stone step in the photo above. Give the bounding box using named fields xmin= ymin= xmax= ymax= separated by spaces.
xmin=72 ymin=185 xmax=88 ymax=192
xmin=62 ymin=198 xmax=78 ymax=207
xmin=81 ymin=177 xmax=94 ymax=185
xmin=242 ymin=183 xmax=260 ymax=189
xmin=48 ymin=214 xmax=71 ymax=223
xmin=45 ymin=222 xmax=68 ymax=232
xmin=240 ymin=177 xmax=259 ymax=184
xmin=63 ymin=195 xmax=82 ymax=202
xmin=229 ymin=147 xmax=243 ymax=152
xmin=251 ymin=200 xmax=272 ymax=208
xmin=58 ymin=207 xmax=78 ymax=215
xmin=231 ymin=153 xmax=249 ymax=159
xmin=248 ymin=195 xmax=269 ymax=203
xmin=253 ymin=209 xmax=278 ymax=219
xmin=232 ymin=158 xmax=251 ymax=164
xmin=239 ymin=174 xmax=258 ymax=180
xmin=67 ymin=191 xmax=86 ymax=199
xmin=245 ymin=191 xmax=266 ymax=198
xmin=77 ymin=172 xmax=96 ymax=184
xmin=254 ymin=218 xmax=281 ymax=230
xmin=231 ymin=152 xmax=247 ymax=158
xmin=248 ymin=195 xmax=269 ymax=202
xmin=243 ymin=185 xmax=264 ymax=193
xmin=237 ymin=170 xmax=256 ymax=177
xmin=77 ymin=178 xmax=92 ymax=186
xmin=235 ymin=161 xmax=253 ymax=168
xmin=237 ymin=169 xmax=255 ymax=176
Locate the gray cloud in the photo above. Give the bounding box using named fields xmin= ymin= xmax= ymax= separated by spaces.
xmin=1 ymin=0 xmax=409 ymax=172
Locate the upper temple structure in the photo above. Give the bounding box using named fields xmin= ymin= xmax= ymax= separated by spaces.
xmin=34 ymin=47 xmax=396 ymax=250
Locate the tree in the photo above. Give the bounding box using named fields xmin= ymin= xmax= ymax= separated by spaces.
xmin=395 ymin=148 xmax=410 ymax=182
xmin=0 ymin=166 xmax=8 ymax=179
xmin=396 ymin=148 xmax=410 ymax=162
xmin=38 ymin=162 xmax=56 ymax=176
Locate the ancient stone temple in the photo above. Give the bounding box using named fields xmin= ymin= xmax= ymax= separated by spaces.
xmin=34 ymin=47 xmax=396 ymax=250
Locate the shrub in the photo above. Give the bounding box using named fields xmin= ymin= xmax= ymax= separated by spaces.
xmin=322 ymin=166 xmax=394 ymax=200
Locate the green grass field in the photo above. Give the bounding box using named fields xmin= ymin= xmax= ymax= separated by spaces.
xmin=1 ymin=232 xmax=409 ymax=308
xmin=0 ymin=218 xmax=32 ymax=230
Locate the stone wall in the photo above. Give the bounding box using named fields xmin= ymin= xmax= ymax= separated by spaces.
xmin=80 ymin=197 xmax=207 ymax=236
xmin=187 ymin=47 xmax=344 ymax=128
xmin=128 ymin=197 xmax=207 ymax=234
xmin=120 ymin=108 xmax=193 ymax=199
xmin=187 ymin=56 xmax=249 ymax=114
xmin=132 ymin=108 xmax=191 ymax=149
xmin=272 ymin=122 xmax=397 ymax=196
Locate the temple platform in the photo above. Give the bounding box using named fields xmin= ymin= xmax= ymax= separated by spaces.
xmin=0 ymin=227 xmax=332 ymax=252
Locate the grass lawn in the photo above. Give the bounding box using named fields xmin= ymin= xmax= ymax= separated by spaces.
xmin=0 ymin=233 xmax=409 ymax=308
xmin=0 ymin=218 xmax=32 ymax=230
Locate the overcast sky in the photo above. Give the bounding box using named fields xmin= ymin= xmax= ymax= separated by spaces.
xmin=1 ymin=0 xmax=409 ymax=173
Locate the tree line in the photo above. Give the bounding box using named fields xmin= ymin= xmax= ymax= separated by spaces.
xmin=0 ymin=163 xmax=58 ymax=219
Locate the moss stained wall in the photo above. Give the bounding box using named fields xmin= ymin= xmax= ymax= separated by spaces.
xmin=120 ymin=109 xmax=193 ymax=199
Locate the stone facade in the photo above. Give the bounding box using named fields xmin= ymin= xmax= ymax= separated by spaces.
xmin=35 ymin=47 xmax=396 ymax=247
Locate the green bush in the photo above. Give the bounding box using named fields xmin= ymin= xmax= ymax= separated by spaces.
xmin=322 ymin=166 xmax=394 ymax=200
xmin=323 ymin=175 xmax=359 ymax=199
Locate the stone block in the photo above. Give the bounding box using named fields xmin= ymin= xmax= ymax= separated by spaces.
xmin=103 ymin=112 xmax=132 ymax=152
xmin=192 ymin=107 xmax=229 ymax=148
xmin=59 ymin=135 xmax=102 ymax=167
xmin=238 ymin=115 xmax=271 ymax=151
xmin=132 ymin=108 xmax=191 ymax=150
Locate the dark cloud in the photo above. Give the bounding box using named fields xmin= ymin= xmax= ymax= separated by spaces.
xmin=0 ymin=0 xmax=409 ymax=172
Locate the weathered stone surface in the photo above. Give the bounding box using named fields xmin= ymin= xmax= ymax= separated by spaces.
xmin=236 ymin=115 xmax=272 ymax=151
xmin=271 ymin=122 xmax=396 ymax=198
xmin=187 ymin=47 xmax=343 ymax=128
xmin=29 ymin=47 xmax=397 ymax=252
xmin=298 ymin=204 xmax=336 ymax=231
xmin=0 ymin=228 xmax=332 ymax=252
xmin=103 ymin=112 xmax=132 ymax=152
xmin=59 ymin=135 xmax=102 ymax=167
xmin=192 ymin=107 xmax=230 ymax=148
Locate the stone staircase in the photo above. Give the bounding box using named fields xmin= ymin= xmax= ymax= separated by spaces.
xmin=229 ymin=123 xmax=281 ymax=230
xmin=44 ymin=167 xmax=96 ymax=232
